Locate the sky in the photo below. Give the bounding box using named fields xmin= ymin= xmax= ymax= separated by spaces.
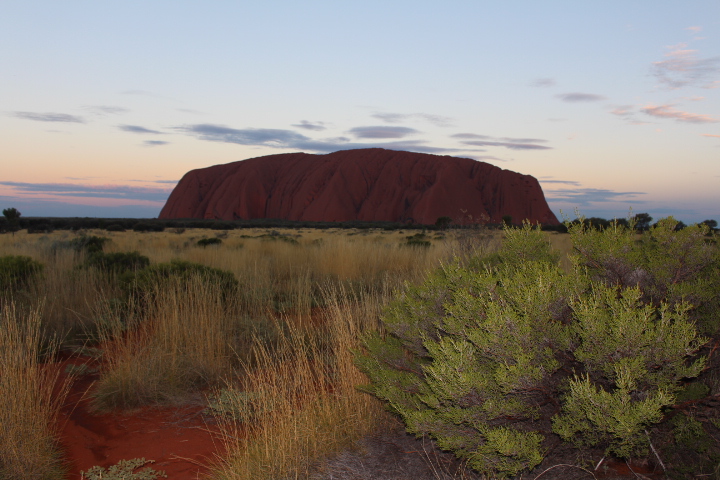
xmin=1 ymin=1 xmax=719 ymax=223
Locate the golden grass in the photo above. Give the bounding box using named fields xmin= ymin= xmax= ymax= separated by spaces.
xmin=0 ymin=226 xmax=520 ymax=478
xmin=91 ymin=275 xmax=235 ymax=410
xmin=211 ymin=287 xmax=393 ymax=480
xmin=0 ymin=304 xmax=69 ymax=480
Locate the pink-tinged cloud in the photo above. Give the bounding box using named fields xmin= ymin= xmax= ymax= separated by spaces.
xmin=641 ymin=104 xmax=718 ymax=124
xmin=702 ymin=134 xmax=720 ymax=138
xmin=652 ymin=43 xmax=720 ymax=89
xmin=686 ymin=26 xmax=702 ymax=33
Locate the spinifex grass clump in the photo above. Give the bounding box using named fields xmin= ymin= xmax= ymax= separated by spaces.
xmin=358 ymin=219 xmax=716 ymax=478
xmin=91 ymin=273 xmax=235 ymax=410
xmin=212 ymin=289 xmax=391 ymax=480
xmin=0 ymin=305 xmax=69 ymax=480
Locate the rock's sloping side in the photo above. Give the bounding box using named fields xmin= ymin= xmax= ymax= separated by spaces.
xmin=159 ymin=148 xmax=559 ymax=225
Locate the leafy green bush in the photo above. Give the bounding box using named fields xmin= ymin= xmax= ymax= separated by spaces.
xmin=81 ymin=458 xmax=166 ymax=480
xmin=197 ymin=237 xmax=222 ymax=247
xmin=0 ymin=255 xmax=44 ymax=292
xmin=56 ymin=235 xmax=109 ymax=254
xmin=357 ymin=219 xmax=716 ymax=478
xmin=121 ymin=259 xmax=238 ymax=301
xmin=85 ymin=251 xmax=150 ymax=274
xmin=404 ymin=232 xmax=431 ymax=247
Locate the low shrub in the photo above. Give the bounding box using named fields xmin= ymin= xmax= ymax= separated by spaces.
xmin=120 ymin=259 xmax=238 ymax=301
xmin=105 ymin=224 xmax=126 ymax=232
xmin=404 ymin=233 xmax=431 ymax=247
xmin=0 ymin=255 xmax=44 ymax=292
xmin=358 ymin=219 xmax=717 ymax=478
xmin=85 ymin=251 xmax=150 ymax=275
xmin=81 ymin=458 xmax=166 ymax=480
xmin=197 ymin=237 xmax=223 ymax=247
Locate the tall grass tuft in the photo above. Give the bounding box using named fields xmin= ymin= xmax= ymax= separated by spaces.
xmin=0 ymin=304 xmax=69 ymax=480
xmin=211 ymin=288 xmax=392 ymax=480
xmin=91 ymin=274 xmax=234 ymax=410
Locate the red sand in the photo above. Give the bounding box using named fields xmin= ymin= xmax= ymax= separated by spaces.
xmin=56 ymin=355 xmax=223 ymax=480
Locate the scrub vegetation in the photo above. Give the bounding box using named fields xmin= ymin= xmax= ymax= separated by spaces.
xmin=1 ymin=220 xmax=719 ymax=479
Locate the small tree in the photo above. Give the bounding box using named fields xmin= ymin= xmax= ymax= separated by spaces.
xmin=633 ymin=212 xmax=653 ymax=231
xmin=2 ymin=207 xmax=21 ymax=233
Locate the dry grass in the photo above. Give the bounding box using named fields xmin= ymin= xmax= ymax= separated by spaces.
xmin=90 ymin=274 xmax=235 ymax=410
xmin=0 ymin=226 xmax=518 ymax=479
xmin=0 ymin=304 xmax=69 ymax=480
xmin=211 ymin=287 xmax=393 ymax=480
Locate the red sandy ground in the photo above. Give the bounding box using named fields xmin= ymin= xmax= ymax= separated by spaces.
xmin=55 ymin=354 xmax=223 ymax=480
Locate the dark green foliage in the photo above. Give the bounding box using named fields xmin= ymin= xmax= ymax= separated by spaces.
xmin=105 ymin=224 xmax=126 ymax=232
xmin=358 ymin=219 xmax=717 ymax=477
xmin=0 ymin=255 xmax=43 ymax=292
xmin=26 ymin=223 xmax=53 ymax=234
xmin=85 ymin=251 xmax=150 ymax=274
xmin=121 ymin=259 xmax=238 ymax=301
xmin=132 ymin=222 xmax=164 ymax=232
xmin=501 ymin=215 xmax=512 ymax=226
xmin=66 ymin=235 xmax=109 ymax=254
xmin=634 ymin=212 xmax=653 ymax=231
xmin=404 ymin=233 xmax=431 ymax=247
xmin=435 ymin=216 xmax=452 ymax=230
xmin=197 ymin=237 xmax=222 ymax=247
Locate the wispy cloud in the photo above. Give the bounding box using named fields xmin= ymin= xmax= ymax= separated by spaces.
xmin=451 ymin=133 xmax=551 ymax=150
xmin=348 ymin=126 xmax=419 ymax=139
xmin=177 ymin=123 xmax=465 ymax=155
xmin=143 ymin=140 xmax=169 ymax=146
xmin=118 ymin=125 xmax=165 ymax=134
xmin=686 ymin=26 xmax=703 ymax=33
xmin=84 ymin=106 xmax=129 ymax=116
xmin=530 ymin=78 xmax=556 ymax=87
xmin=0 ymin=181 xmax=173 ymax=203
xmin=371 ymin=112 xmax=454 ymax=127
xmin=11 ymin=112 xmax=85 ymax=123
xmin=556 ymin=93 xmax=606 ymax=102
xmin=702 ymin=134 xmax=720 ymax=138
xmin=641 ymin=104 xmax=718 ymax=123
xmin=652 ymin=42 xmax=720 ymax=89
xmin=539 ymin=179 xmax=582 ymax=186
xmin=545 ymin=187 xmax=646 ymax=206
xmin=292 ymin=120 xmax=327 ymax=131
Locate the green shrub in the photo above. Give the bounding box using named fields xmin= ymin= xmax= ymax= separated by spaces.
xmin=81 ymin=458 xmax=166 ymax=480
xmin=0 ymin=255 xmax=44 ymax=292
xmin=105 ymin=224 xmax=126 ymax=232
xmin=85 ymin=251 xmax=150 ymax=274
xmin=357 ymin=219 xmax=715 ymax=478
xmin=59 ymin=235 xmax=109 ymax=254
xmin=404 ymin=232 xmax=431 ymax=247
xmin=121 ymin=259 xmax=238 ymax=301
xmin=197 ymin=237 xmax=222 ymax=247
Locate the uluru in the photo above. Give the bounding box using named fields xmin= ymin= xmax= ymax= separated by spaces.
xmin=159 ymin=148 xmax=559 ymax=225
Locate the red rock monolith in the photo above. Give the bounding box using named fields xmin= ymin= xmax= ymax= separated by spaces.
xmin=159 ymin=148 xmax=559 ymax=225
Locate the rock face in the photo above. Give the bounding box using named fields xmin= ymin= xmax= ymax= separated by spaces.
xmin=159 ymin=148 xmax=559 ymax=225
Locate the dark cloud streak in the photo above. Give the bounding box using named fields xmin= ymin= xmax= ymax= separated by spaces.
xmin=12 ymin=112 xmax=85 ymax=123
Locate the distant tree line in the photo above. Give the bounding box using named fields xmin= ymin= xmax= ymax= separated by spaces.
xmin=1 ymin=208 xmax=717 ymax=234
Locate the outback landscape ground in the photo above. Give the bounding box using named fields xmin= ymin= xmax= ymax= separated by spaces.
xmin=1 ymin=223 xmax=718 ymax=479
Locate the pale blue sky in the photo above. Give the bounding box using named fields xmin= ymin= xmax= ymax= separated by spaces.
xmin=1 ymin=1 xmax=718 ymax=222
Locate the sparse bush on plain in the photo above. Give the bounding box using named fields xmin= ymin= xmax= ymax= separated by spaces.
xmin=120 ymin=259 xmax=238 ymax=301
xmin=84 ymin=251 xmax=150 ymax=274
xmin=0 ymin=255 xmax=43 ymax=292
xmin=358 ymin=218 xmax=716 ymax=477
xmin=197 ymin=237 xmax=223 ymax=247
